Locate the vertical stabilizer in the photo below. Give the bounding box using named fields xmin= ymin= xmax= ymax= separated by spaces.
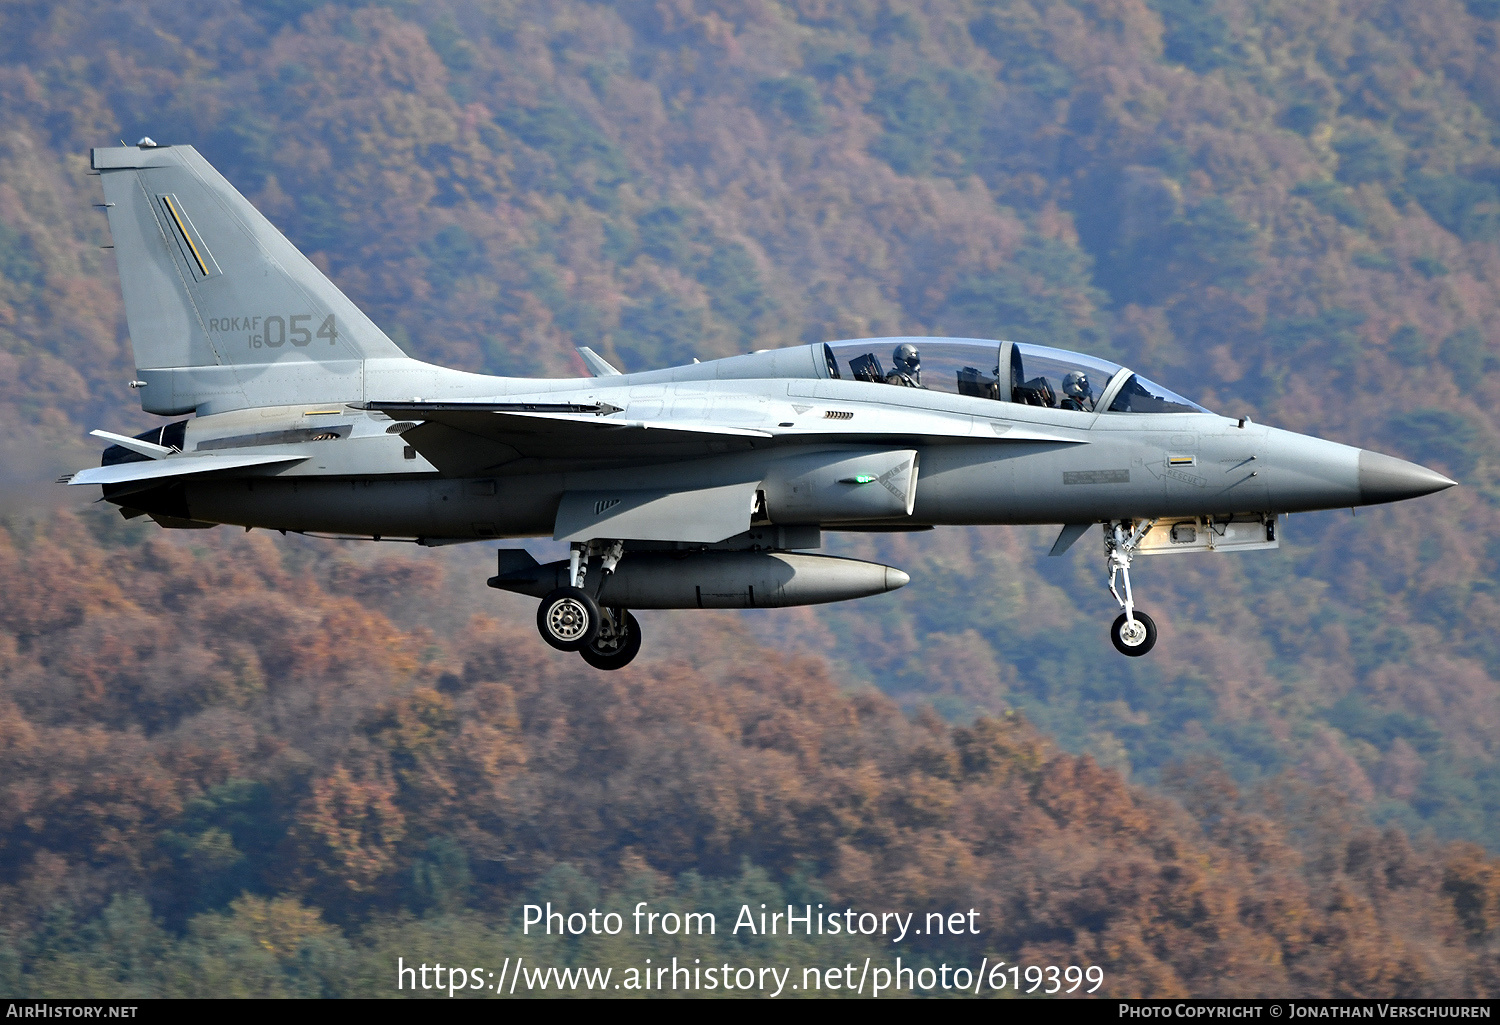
xmin=92 ymin=143 xmax=410 ymax=415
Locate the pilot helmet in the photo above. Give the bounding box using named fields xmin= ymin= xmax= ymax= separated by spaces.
xmin=893 ymin=343 xmax=921 ymax=375
xmin=1062 ymin=370 xmax=1091 ymax=400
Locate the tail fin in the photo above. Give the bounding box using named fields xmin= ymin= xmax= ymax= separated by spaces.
xmin=92 ymin=143 xmax=410 ymax=415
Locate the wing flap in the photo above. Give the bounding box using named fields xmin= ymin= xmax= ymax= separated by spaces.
xmin=68 ymin=452 xmax=306 ymax=486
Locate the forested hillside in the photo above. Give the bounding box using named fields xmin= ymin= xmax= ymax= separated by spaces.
xmin=1 ymin=511 xmax=1497 ymax=995
xmin=1 ymin=0 xmax=1499 ymax=995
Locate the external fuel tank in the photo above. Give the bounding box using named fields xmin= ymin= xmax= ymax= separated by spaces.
xmin=489 ymin=550 xmax=910 ymax=609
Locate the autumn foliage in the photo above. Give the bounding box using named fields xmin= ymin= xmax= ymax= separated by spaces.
xmin=0 ymin=0 xmax=1499 ymax=997
xmin=0 ymin=514 xmax=1495 ymax=995
xmin=0 ymin=0 xmax=1495 ymax=851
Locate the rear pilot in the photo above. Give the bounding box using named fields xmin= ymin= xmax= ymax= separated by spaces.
xmin=884 ymin=343 xmax=926 ymax=388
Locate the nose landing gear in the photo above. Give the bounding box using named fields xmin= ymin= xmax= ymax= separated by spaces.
xmin=1105 ymin=520 xmax=1158 ymax=656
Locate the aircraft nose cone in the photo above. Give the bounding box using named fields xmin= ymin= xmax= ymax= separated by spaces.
xmin=884 ymin=567 xmax=911 ymax=591
xmin=1358 ymin=450 xmax=1457 ymax=505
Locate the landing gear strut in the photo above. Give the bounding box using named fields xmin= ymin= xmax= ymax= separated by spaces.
xmin=1105 ymin=520 xmax=1157 ymax=657
xmin=537 ymin=540 xmax=640 ymax=668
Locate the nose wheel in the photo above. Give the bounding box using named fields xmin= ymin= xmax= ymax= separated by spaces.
xmin=1111 ymin=610 xmax=1157 ymax=655
xmin=1105 ymin=520 xmax=1158 ymax=657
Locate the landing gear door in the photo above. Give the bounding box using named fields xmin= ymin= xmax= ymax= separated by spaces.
xmin=1135 ymin=514 xmax=1279 ymax=555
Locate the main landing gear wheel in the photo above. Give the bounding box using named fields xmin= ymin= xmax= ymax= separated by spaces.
xmin=536 ymin=587 xmax=600 ymax=651
xmin=1111 ymin=610 xmax=1157 ymax=656
xmin=580 ymin=609 xmax=642 ymax=671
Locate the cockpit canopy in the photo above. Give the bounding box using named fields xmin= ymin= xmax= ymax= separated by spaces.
xmin=821 ymin=338 xmax=1210 ymax=414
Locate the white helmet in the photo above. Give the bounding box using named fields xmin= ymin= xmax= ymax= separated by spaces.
xmin=1062 ymin=370 xmax=1091 ymax=401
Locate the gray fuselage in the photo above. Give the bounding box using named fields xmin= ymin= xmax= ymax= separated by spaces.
xmin=104 ymin=346 xmax=1425 ymax=540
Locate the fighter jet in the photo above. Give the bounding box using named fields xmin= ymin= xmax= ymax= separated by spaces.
xmin=65 ymin=142 xmax=1455 ymax=668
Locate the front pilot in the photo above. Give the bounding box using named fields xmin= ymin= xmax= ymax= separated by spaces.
xmin=1060 ymin=370 xmax=1095 ymax=411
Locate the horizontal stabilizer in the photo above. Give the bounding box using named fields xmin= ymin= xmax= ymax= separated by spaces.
xmin=68 ymin=452 xmax=305 ymax=487
xmin=554 ymin=483 xmax=760 ymax=543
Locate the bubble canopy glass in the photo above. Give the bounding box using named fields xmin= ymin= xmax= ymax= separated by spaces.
xmin=822 ymin=337 xmax=1210 ymax=414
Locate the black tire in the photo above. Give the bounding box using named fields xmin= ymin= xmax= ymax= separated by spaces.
xmin=536 ymin=587 xmax=600 ymax=651
xmin=579 ymin=609 xmax=643 ymax=671
xmin=1110 ymin=610 xmax=1157 ymax=656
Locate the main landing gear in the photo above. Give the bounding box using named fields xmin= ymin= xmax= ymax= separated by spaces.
xmin=536 ymin=540 xmax=642 ymax=670
xmin=580 ymin=608 xmax=643 ymax=670
xmin=1105 ymin=520 xmax=1158 ymax=657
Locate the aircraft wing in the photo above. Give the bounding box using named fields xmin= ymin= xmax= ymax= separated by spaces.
xmin=370 ymin=400 xmax=1085 ymax=475
xmin=369 ymin=401 xmax=772 ymax=440
xmin=65 ymin=451 xmax=306 ymax=487
xmin=368 ymin=400 xmax=778 ymax=474
xmin=371 ymin=399 xmax=1083 ymax=438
